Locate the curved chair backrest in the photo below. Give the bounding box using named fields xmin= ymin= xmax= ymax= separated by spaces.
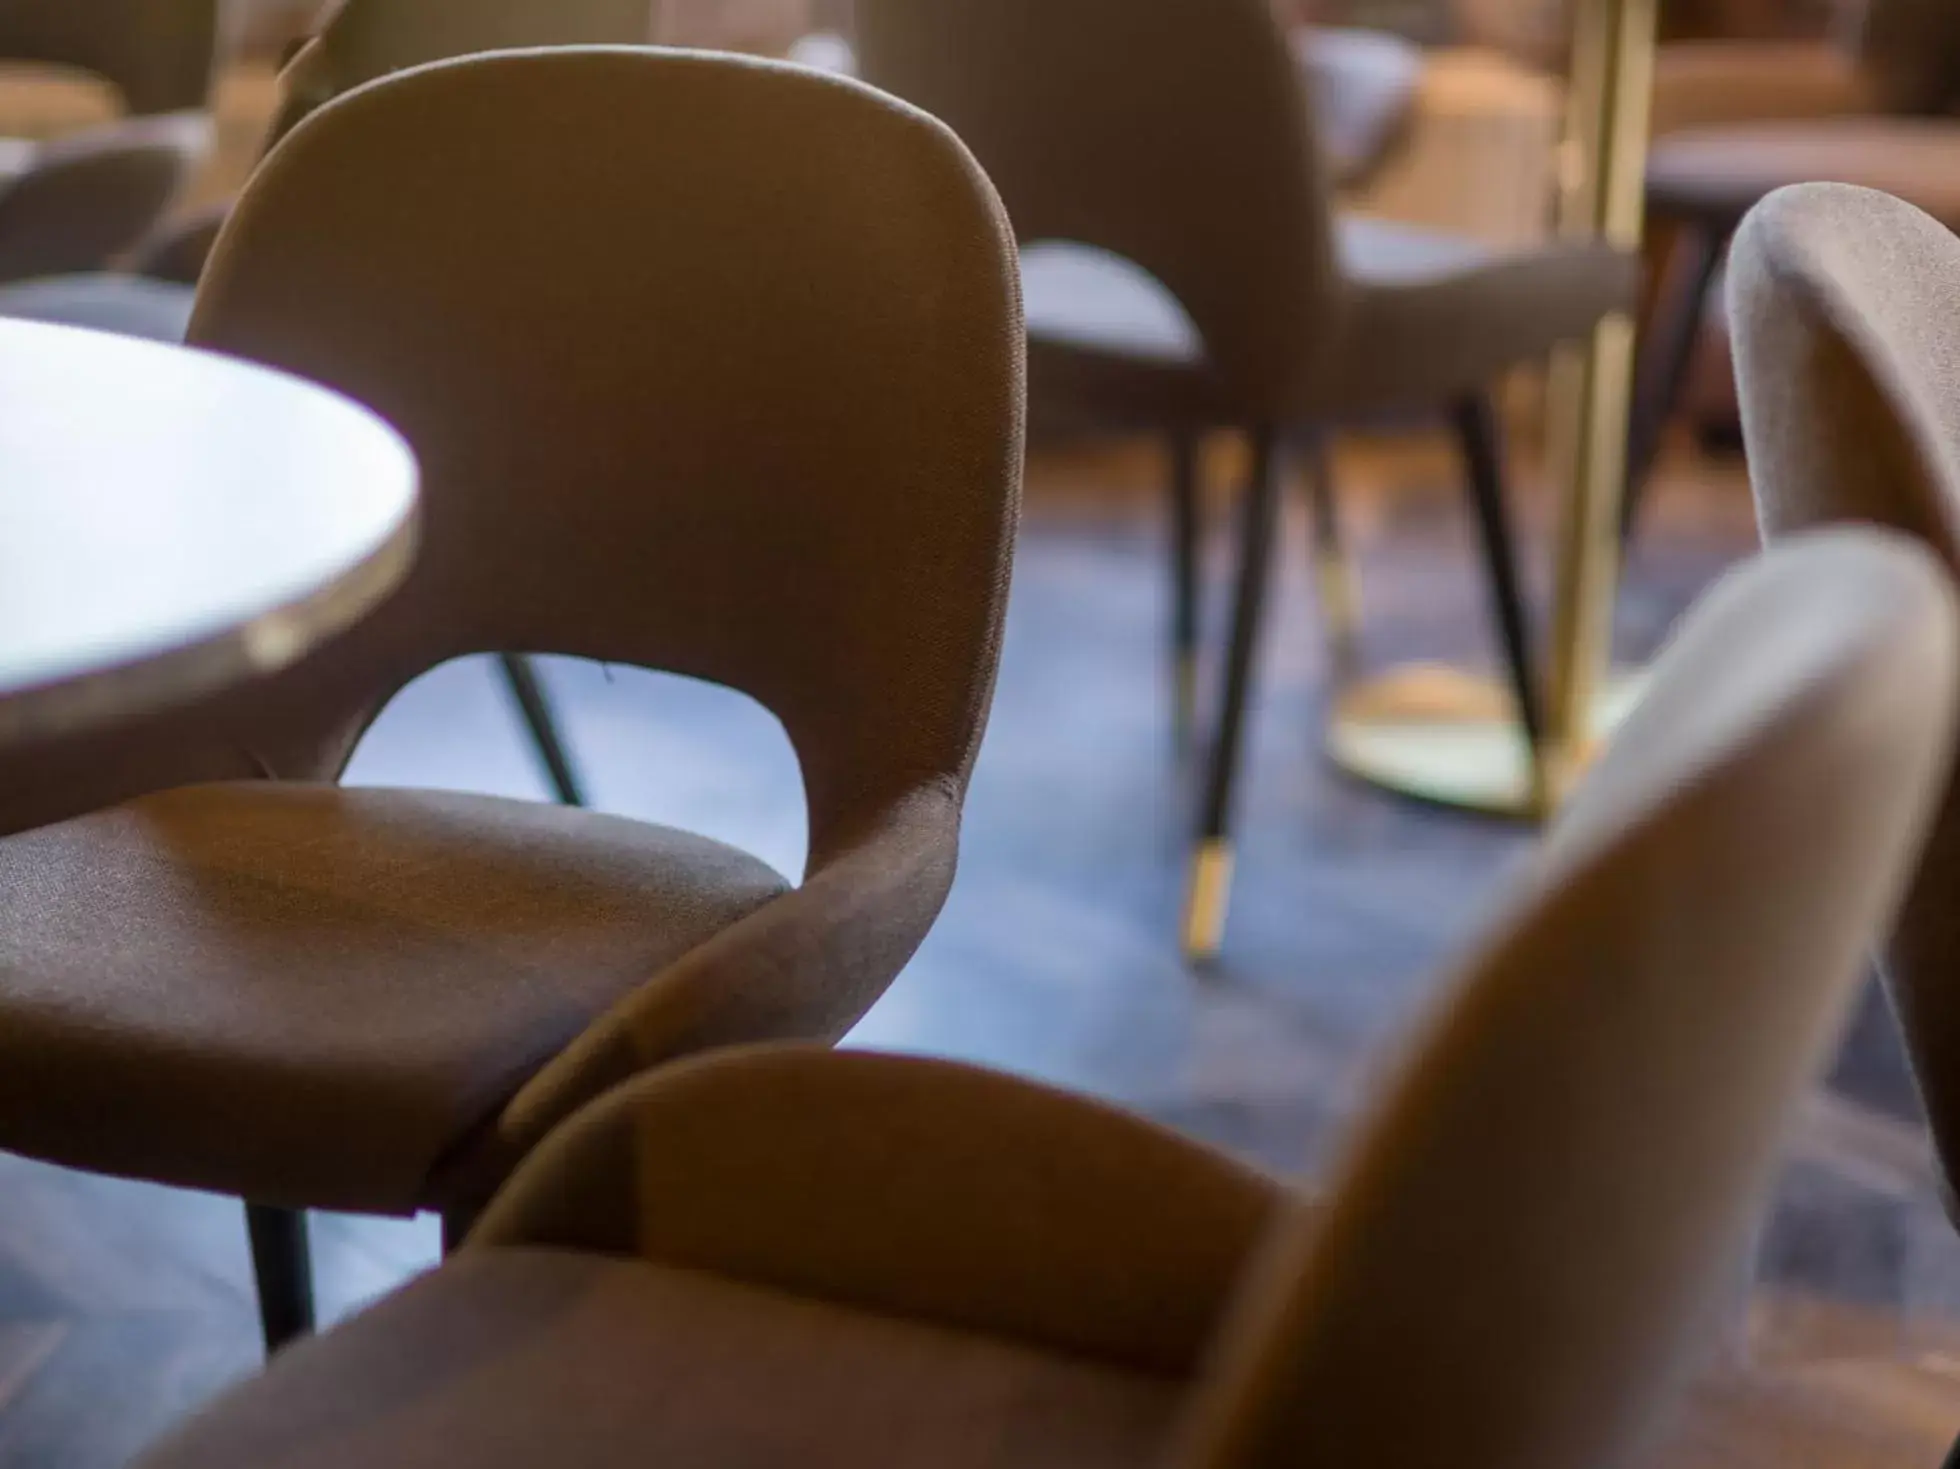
xmin=854 ymin=0 xmax=1337 ymax=414
xmin=1175 ymin=531 xmax=1958 ymax=1469
xmin=269 ymin=0 xmax=657 ymax=145
xmin=0 ymin=0 xmax=220 ymax=116
xmin=1732 ymin=180 xmax=1960 ymax=1214
xmin=177 ymin=48 xmax=1021 ymax=864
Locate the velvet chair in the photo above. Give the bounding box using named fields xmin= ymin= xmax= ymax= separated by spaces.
xmin=1625 ymin=0 xmax=1960 ymax=528
xmin=1731 ymin=178 xmax=1960 ymax=1467
xmin=855 ymin=0 xmax=1635 ymax=961
xmin=131 ymin=525 xmax=1958 ymax=1469
xmin=0 ymin=46 xmax=1021 ymax=1355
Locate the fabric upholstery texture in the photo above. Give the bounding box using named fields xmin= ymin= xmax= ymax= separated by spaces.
xmin=1731 ymin=181 xmax=1960 ymax=1219
xmin=133 ymin=531 xmax=1960 ymax=1469
xmin=0 ymin=50 xmax=1023 ymax=1216
xmin=0 ymin=784 xmax=787 ymax=1213
xmin=268 ymin=0 xmax=657 ymax=146
xmin=1648 ymin=118 xmax=1960 ymax=229
xmin=854 ymin=0 xmax=1633 ymax=429
xmin=135 ymin=1250 xmax=1182 ymax=1469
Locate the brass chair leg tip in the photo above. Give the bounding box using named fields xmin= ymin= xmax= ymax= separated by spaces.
xmin=1181 ymin=840 xmax=1235 ymax=964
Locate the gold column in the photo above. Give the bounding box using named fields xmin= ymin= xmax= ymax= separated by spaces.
xmin=1323 ymin=0 xmax=1659 ymax=817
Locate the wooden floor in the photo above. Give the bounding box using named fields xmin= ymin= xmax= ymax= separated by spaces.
xmin=1 ymin=423 xmax=1956 ymax=1465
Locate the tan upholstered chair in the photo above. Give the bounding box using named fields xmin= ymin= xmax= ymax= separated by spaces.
xmin=1624 ymin=0 xmax=1960 ymax=527
xmin=0 ymin=47 xmax=1022 ymax=1355
xmin=0 ymin=0 xmax=663 ymax=808
xmin=128 ymin=527 xmax=1958 ymax=1469
xmin=1733 ymin=191 xmax=1960 ymax=1469
xmin=854 ymin=0 xmax=1634 ymax=962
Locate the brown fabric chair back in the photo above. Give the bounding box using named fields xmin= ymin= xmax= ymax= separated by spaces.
xmin=0 ymin=0 xmax=221 ymax=115
xmin=1733 ymin=180 xmax=1960 ymax=1216
xmin=268 ymin=0 xmax=658 ymax=145
xmin=854 ymin=0 xmax=1336 ymax=414
xmin=1175 ymin=531 xmax=1958 ymax=1469
xmin=166 ymin=47 xmax=1023 ymax=863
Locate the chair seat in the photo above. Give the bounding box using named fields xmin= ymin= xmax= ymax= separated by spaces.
xmin=1020 ymin=217 xmax=1631 ymax=425
xmin=133 ymin=1249 xmax=1180 ymax=1469
xmin=0 ymin=272 xmax=196 ymax=342
xmin=1648 ymin=117 xmax=1960 ymax=228
xmin=0 ymin=783 xmax=789 ymax=1214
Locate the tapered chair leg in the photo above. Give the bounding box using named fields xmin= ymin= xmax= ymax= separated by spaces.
xmin=1299 ymin=431 xmax=1358 ymax=677
xmin=1450 ymin=396 xmax=1546 ymax=791
xmin=496 ymin=652 xmax=587 ymax=807
xmin=1622 ymin=221 xmax=1727 ymax=541
xmin=1168 ymin=430 xmax=1202 ymax=747
xmin=244 ymin=1202 xmax=315 ymax=1356
xmin=1183 ymin=427 xmax=1281 ymax=964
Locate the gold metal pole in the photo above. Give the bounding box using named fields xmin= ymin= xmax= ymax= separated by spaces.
xmin=1545 ymin=0 xmax=1659 ymax=794
xmin=1323 ymin=0 xmax=1659 ymax=818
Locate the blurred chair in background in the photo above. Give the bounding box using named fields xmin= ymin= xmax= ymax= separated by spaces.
xmin=1734 ymin=190 xmax=1960 ymax=1469
xmin=131 ymin=525 xmax=1957 ymax=1469
xmin=0 ymin=45 xmax=1022 ymax=1357
xmin=857 ymin=0 xmax=1633 ymax=962
xmin=0 ymin=0 xmax=664 ymax=809
xmin=0 ymin=0 xmax=218 ymax=292
xmin=1625 ymin=0 xmax=1960 ymax=536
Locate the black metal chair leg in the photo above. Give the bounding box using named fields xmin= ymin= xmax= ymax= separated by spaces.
xmin=1298 ymin=430 xmax=1358 ymax=676
xmin=1168 ymin=430 xmax=1201 ymax=745
xmin=1450 ymin=396 xmax=1545 ymax=765
xmin=496 ymin=652 xmax=587 ymax=807
xmin=245 ymin=1201 xmax=315 ymax=1355
xmin=1623 ymin=221 xmax=1727 ymax=541
xmin=1182 ymin=426 xmax=1281 ymax=964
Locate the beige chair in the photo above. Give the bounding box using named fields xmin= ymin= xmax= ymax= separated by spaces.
xmin=1733 ymin=186 xmax=1960 ymax=1449
xmin=0 ymin=46 xmax=1021 ymax=1355
xmin=0 ymin=0 xmax=662 ymax=809
xmin=1624 ymin=0 xmax=1960 ymax=528
xmin=854 ymin=0 xmax=1634 ymax=962
xmin=129 ymin=525 xmax=1957 ymax=1469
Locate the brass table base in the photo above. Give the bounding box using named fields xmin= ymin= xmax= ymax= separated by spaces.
xmin=1327 ymin=662 xmax=1648 ymax=820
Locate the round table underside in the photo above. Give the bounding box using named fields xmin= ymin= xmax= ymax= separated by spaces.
xmin=0 ymin=318 xmax=418 ymax=750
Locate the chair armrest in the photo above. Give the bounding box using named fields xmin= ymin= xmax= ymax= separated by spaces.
xmin=1649 ymin=41 xmax=1873 ymax=136
xmin=472 ymin=1044 xmax=1282 ymax=1376
xmin=0 ymin=111 xmax=212 ymax=282
xmin=471 ymin=783 xmax=971 ymax=1178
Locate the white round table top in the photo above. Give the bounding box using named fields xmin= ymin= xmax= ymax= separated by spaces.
xmin=0 ymin=318 xmax=419 ymax=750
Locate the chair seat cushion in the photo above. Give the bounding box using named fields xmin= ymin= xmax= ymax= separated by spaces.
xmin=0 ymin=272 xmax=196 ymax=342
xmin=133 ymin=1249 xmax=1178 ymax=1469
xmin=1647 ymin=118 xmax=1960 ymax=228
xmin=0 ymin=783 xmax=789 ymax=1213
xmin=1334 ymin=214 xmax=1633 ymax=412
xmin=1017 ymin=218 xmax=1631 ymax=426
